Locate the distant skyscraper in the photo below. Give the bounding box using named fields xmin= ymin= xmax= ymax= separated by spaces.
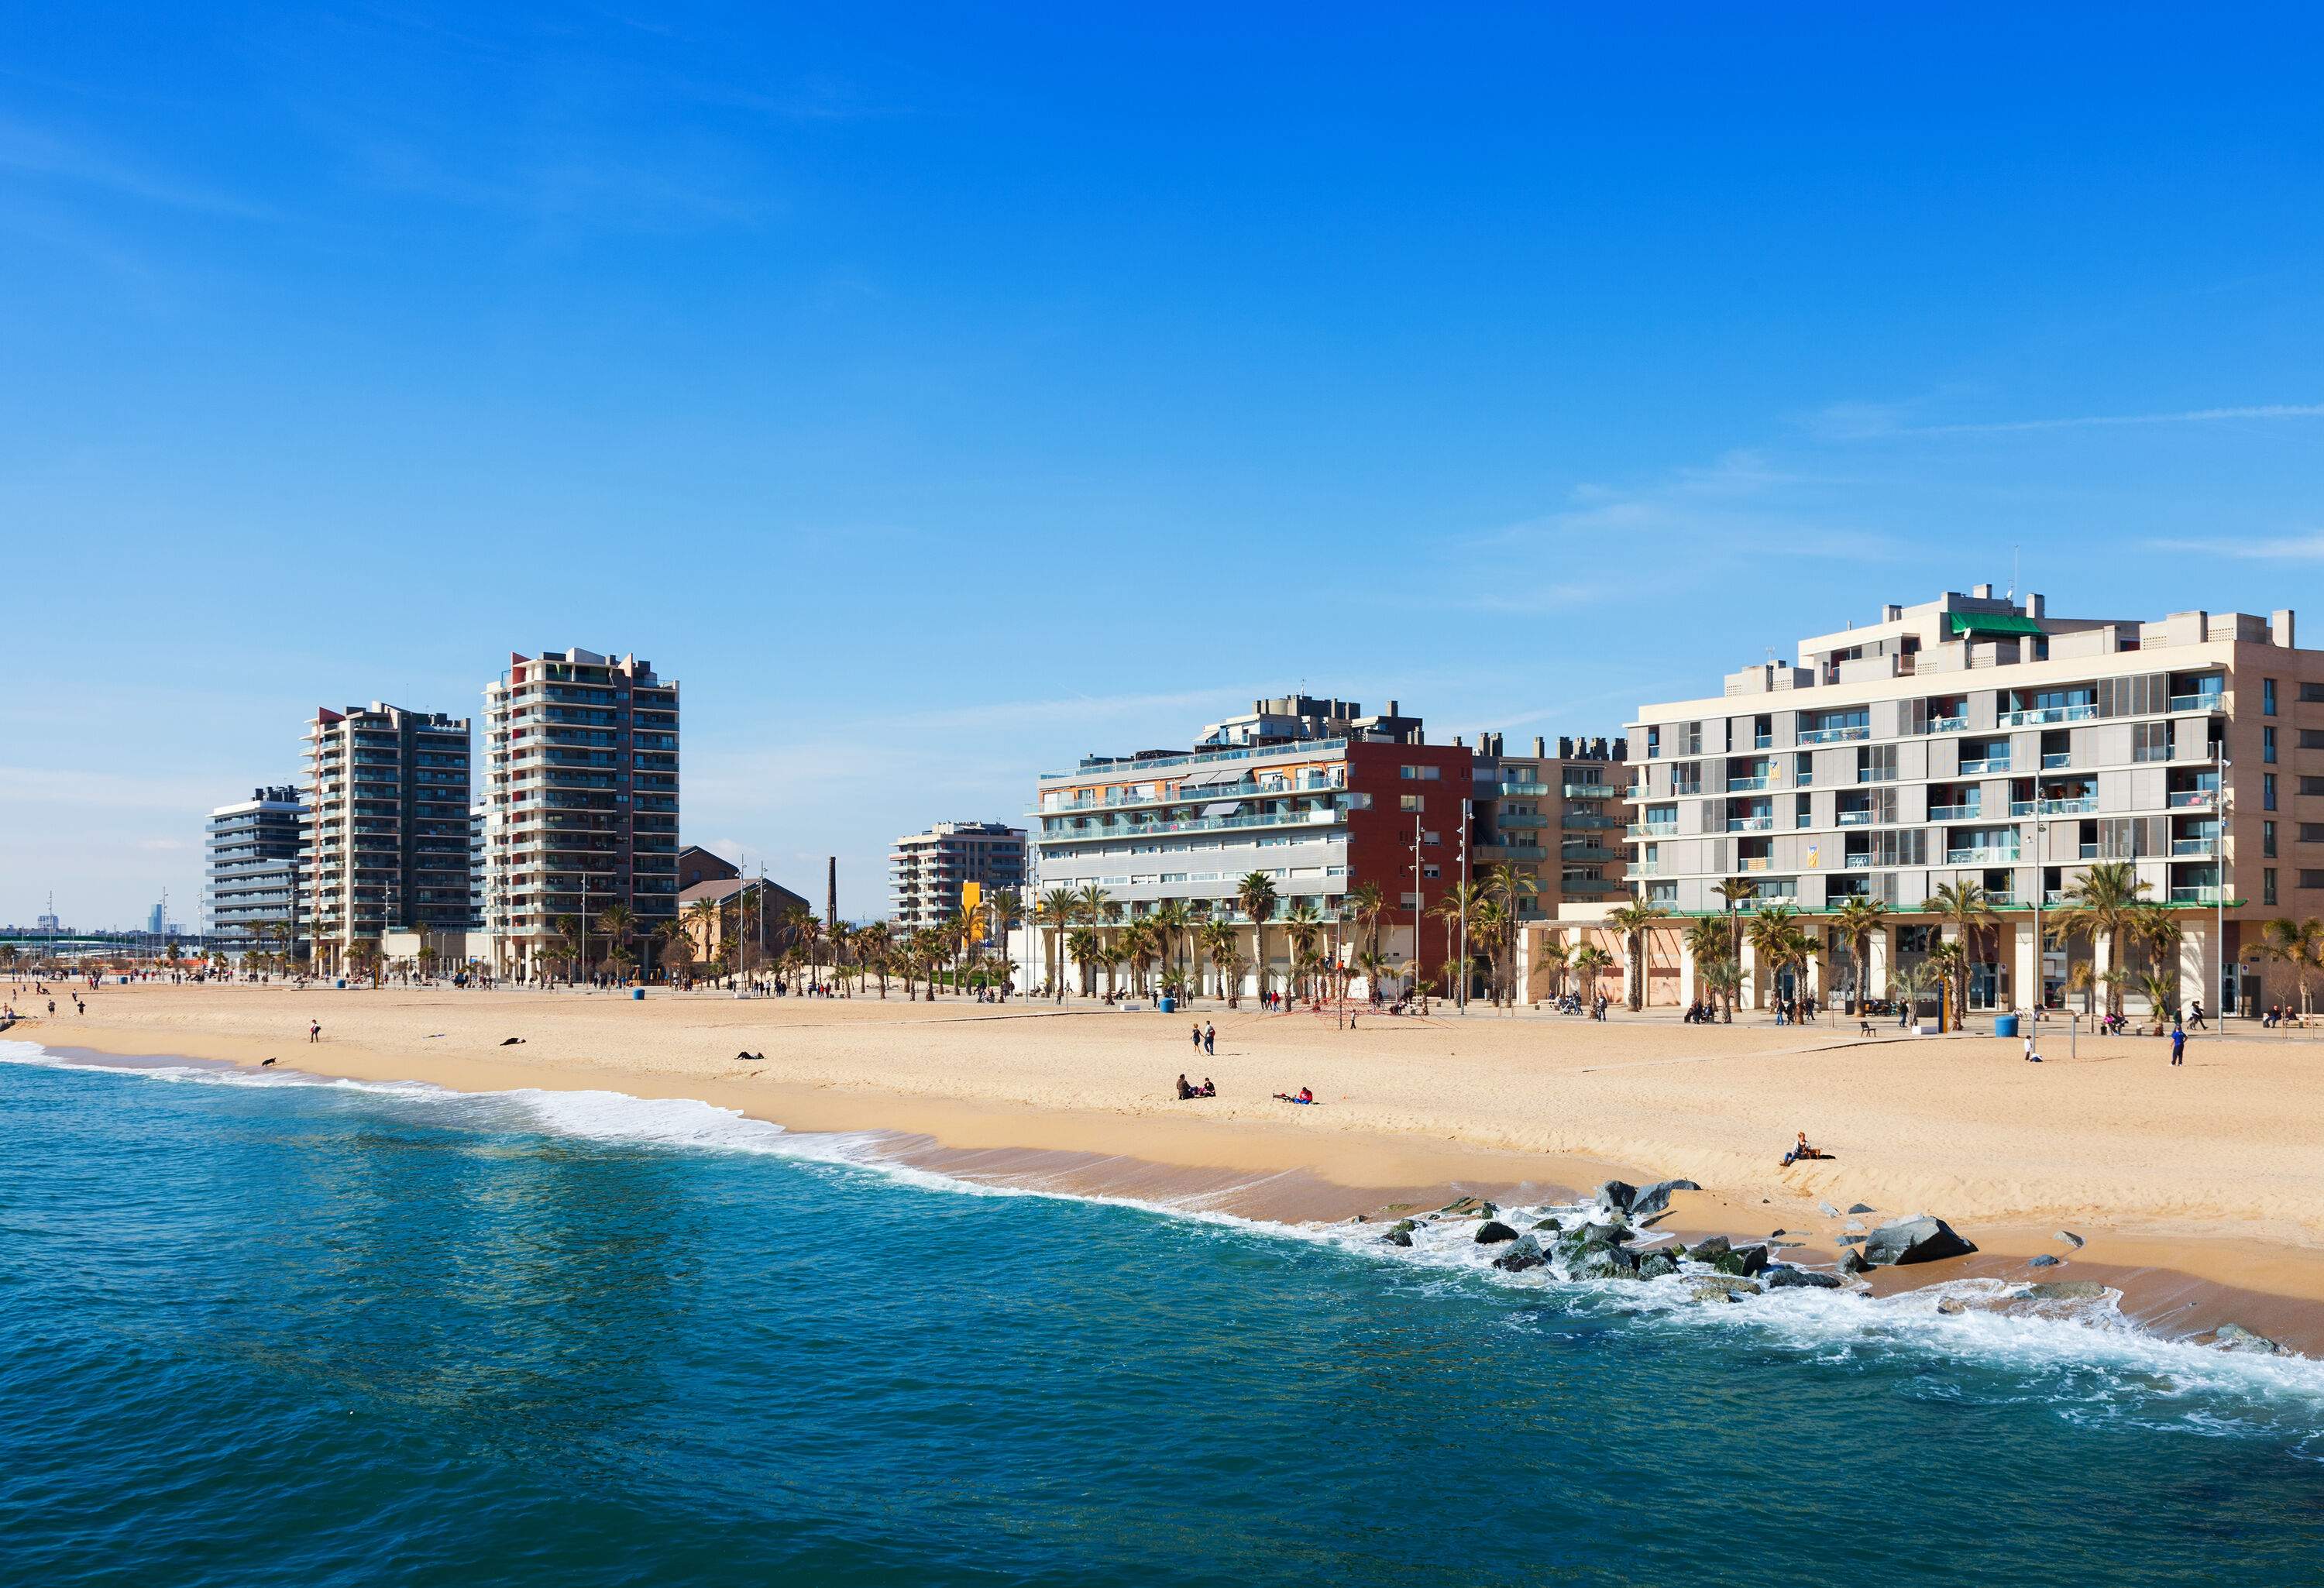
xmin=304 ymin=702 xmax=474 ymax=971
xmin=147 ymin=901 xmax=165 ymax=936
xmin=480 ymin=649 xmax=680 ymax=979
xmin=205 ymin=785 xmax=308 ymax=956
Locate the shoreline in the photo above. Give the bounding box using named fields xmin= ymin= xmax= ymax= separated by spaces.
xmin=10 ymin=982 xmax=2324 ymax=1354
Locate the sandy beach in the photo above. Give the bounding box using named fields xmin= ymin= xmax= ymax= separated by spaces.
xmin=12 ymin=978 xmax=2324 ymax=1349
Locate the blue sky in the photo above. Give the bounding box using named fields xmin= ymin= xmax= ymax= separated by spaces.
xmin=5 ymin=5 xmax=2323 ymax=926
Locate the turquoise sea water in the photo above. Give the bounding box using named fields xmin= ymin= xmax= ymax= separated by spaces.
xmin=4 ymin=1040 xmax=2323 ymax=1586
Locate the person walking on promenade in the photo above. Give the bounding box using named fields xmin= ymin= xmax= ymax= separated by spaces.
xmin=2170 ymin=1022 xmax=2186 ymax=1066
xmin=2186 ymin=999 xmax=2210 ymax=1031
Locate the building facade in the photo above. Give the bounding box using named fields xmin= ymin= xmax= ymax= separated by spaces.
xmin=205 ymin=785 xmax=308 ymax=957
xmin=890 ymin=821 xmax=1028 ymax=933
xmin=304 ymin=704 xmax=474 ymax=970
xmin=480 ymin=648 xmax=681 ymax=979
xmin=1628 ymin=588 xmax=2309 ymax=1015
xmin=1466 ymin=733 xmax=1633 ymax=923
xmin=1030 ymin=695 xmax=1471 ymax=995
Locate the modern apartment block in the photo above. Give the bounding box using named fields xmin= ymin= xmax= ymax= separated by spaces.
xmin=304 ymin=704 xmax=474 ymax=969
xmin=1627 ymin=587 xmax=2309 ymax=1014
xmin=205 ymin=785 xmax=308 ymax=956
xmin=480 ymin=648 xmax=680 ymax=978
xmin=1031 ymin=695 xmax=1470 ymax=994
xmin=1466 ymin=733 xmax=1632 ymax=921
xmin=890 ymin=821 xmax=1028 ymax=933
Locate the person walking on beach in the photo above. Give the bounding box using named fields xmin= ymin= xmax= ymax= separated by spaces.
xmin=309 ymin=1019 xmax=321 ymax=1044
xmin=1204 ymin=1022 xmax=1215 ymax=1057
xmin=2170 ymin=1022 xmax=2186 ymax=1066
xmin=1191 ymin=1023 xmax=1202 ymax=1052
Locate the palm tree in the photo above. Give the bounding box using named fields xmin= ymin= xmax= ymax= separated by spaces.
xmin=595 ymin=904 xmax=635 ymax=982
xmin=1683 ymin=914 xmax=1734 ymax=1021
xmin=552 ymin=915 xmax=581 ymax=982
xmin=657 ymin=920 xmax=696 ymax=987
xmin=1066 ymin=927 xmax=1102 ymax=996
xmin=2050 ymin=861 xmax=2150 ymax=1019
xmin=1569 ymin=943 xmax=1615 ymax=1005
xmin=1830 ymin=897 xmax=1890 ymax=1014
xmin=1347 ymin=881 xmax=1387 ymax=987
xmin=1076 ymin=884 xmax=1113 ymax=966
xmin=1483 ymin=864 xmax=1540 ymax=1009
xmin=1037 ymin=887 xmax=1080 ymax=1002
xmin=1470 ymin=899 xmax=1511 ymax=1004
xmin=1284 ymin=901 xmax=1323 ymax=1002
xmin=2136 ymin=968 xmax=2181 ymax=1029
xmin=1713 ymin=875 xmax=1759 ymax=963
xmin=1697 ymin=951 xmax=1743 ymax=1018
xmin=1925 ymin=880 xmax=2000 ymax=1020
xmin=1604 ymin=895 xmax=1671 ymax=1012
xmin=1236 ymin=871 xmax=1280 ymax=1000
xmin=684 ymin=896 xmax=721 ymax=965
xmin=1926 ymin=939 xmax=1969 ymax=1033
xmin=2065 ymin=960 xmax=2098 ymax=1016
xmin=857 ymin=923 xmax=892 ymax=998
xmin=1201 ymin=917 xmax=1240 ymax=1003
xmin=1529 ymin=926 xmax=1567 ymax=1005
xmin=1743 ymin=905 xmax=1803 ymax=1012
xmin=1892 ymin=960 xmax=1940 ymax=1024
xmin=1149 ymin=899 xmax=1191 ymax=995
xmin=1432 ymin=881 xmax=1485 ymax=1005
xmin=2247 ymin=917 xmax=2324 ymax=1023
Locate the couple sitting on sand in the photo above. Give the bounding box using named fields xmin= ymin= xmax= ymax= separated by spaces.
xmin=1175 ymin=1074 xmax=1216 ymax=1100
xmin=1780 ymin=1131 xmax=1831 ymax=1167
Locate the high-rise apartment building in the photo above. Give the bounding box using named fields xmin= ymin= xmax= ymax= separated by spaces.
xmin=205 ymin=785 xmax=308 ymax=956
xmin=1030 ymin=695 xmax=1469 ymax=995
xmin=304 ymin=704 xmax=474 ymax=969
xmin=890 ymin=822 xmax=1028 ymax=932
xmin=1628 ymin=587 xmax=2306 ymax=1016
xmin=480 ymin=648 xmax=680 ymax=979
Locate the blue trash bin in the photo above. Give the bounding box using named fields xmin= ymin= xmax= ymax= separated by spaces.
xmin=1158 ymin=995 xmax=1177 ymax=1014
xmin=335 ymin=978 xmax=347 ymax=989
xmin=1995 ymin=1013 xmax=2020 ymax=1038
xmin=632 ymin=988 xmax=645 ymax=1001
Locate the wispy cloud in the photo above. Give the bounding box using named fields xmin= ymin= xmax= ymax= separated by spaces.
xmin=0 ymin=114 xmax=265 ymax=218
xmin=2144 ymin=532 xmax=2324 ymax=562
xmin=1814 ymin=398 xmax=2324 ymax=439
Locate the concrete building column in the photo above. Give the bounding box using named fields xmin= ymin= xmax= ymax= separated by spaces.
xmin=1739 ymin=940 xmax=1758 ymax=1010
xmin=2012 ymin=923 xmax=2038 ymax=1013
xmin=1868 ymin=928 xmax=1890 ymax=1001
xmin=2180 ymin=919 xmax=2214 ymax=1016
xmin=1677 ymin=935 xmax=1698 ymax=1008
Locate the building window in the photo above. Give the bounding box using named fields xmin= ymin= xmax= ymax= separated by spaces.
xmin=2131 ymin=723 xmax=2170 ymax=763
xmin=2264 ymin=727 xmax=2278 ymax=764
xmin=1399 ymin=765 xmax=1441 ymax=780
xmin=1645 ymin=726 xmax=1661 ymax=758
xmin=1422 ymin=864 xmax=1442 ymax=879
xmin=1795 ymin=751 xmax=1813 ymax=785
xmin=2266 ymin=868 xmax=2279 ymax=906
xmin=2303 ymin=682 xmax=2324 ymax=704
xmin=2265 ymin=820 xmax=2278 ymax=858
xmin=2303 ymin=823 xmax=2324 ymax=844
xmin=1646 ymin=882 xmax=1676 ymax=904
xmin=2265 ymin=678 xmax=2279 ymax=716
xmin=2265 ymin=774 xmax=2278 ymax=812
xmin=2301 ymin=730 xmax=2324 ymax=751
xmin=1795 ymin=793 xmax=1812 ymax=828
xmin=1400 ymin=794 xmax=1425 ymax=812
xmin=1683 ymin=721 xmax=1703 ymax=755
xmin=2302 ymin=871 xmax=2324 ymax=890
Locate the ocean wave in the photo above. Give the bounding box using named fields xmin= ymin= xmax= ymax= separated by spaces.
xmin=9 ymin=1036 xmax=2323 ymax=1421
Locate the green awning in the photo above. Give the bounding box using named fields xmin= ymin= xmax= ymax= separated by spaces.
xmin=1946 ymin=612 xmax=2045 ymax=638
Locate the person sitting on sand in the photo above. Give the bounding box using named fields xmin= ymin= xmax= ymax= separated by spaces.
xmin=1177 ymin=1073 xmax=1195 ymax=1100
xmin=1780 ymin=1131 xmax=1830 ymax=1167
xmin=1274 ymin=1086 xmax=1315 ymax=1105
xmin=1199 ymin=1078 xmax=1215 ymax=1097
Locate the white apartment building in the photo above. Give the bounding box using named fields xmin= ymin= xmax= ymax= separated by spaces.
xmin=1629 ymin=587 xmax=2313 ymax=1016
xmin=480 ymin=648 xmax=680 ymax=979
xmin=890 ymin=821 xmax=1027 ymax=933
xmin=205 ymin=785 xmax=308 ymax=956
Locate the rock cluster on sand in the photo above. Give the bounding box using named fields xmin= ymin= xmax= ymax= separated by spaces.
xmin=1862 ymin=1215 xmax=1977 ymax=1267
xmin=2208 ymin=1323 xmax=2288 ymax=1356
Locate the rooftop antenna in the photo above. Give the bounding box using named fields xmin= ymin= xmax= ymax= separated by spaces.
xmin=2008 ymin=544 xmax=2019 ymax=604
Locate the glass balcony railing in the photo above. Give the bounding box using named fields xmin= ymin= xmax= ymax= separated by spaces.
xmin=1836 ymin=809 xmax=1873 ymax=826
xmin=2010 ymin=796 xmax=2096 ymax=816
xmin=1998 ymin=703 xmax=2097 ymax=728
xmin=1928 ymin=803 xmax=1981 ymax=820
xmin=2166 ymin=789 xmax=2218 ymax=808
xmin=1563 ymin=782 xmax=1623 ymax=799
xmin=1725 ymin=775 xmax=1772 ymax=791
xmin=1738 ymin=857 xmax=1772 ymax=871
xmin=2041 ymin=752 xmax=2072 ymax=769
xmin=1497 ymin=781 xmax=1552 ymax=796
xmin=2170 ymin=886 xmax=2227 ymax=904
xmin=1041 ymin=809 xmax=1343 ymax=844
xmin=2170 ymin=693 xmax=2226 ymax=713
xmin=1626 ymin=821 xmax=1678 ymax=837
xmin=1928 ymin=714 xmax=1969 ymax=733
xmin=1844 ymin=853 xmax=1874 ymax=868
xmin=2170 ymin=837 xmax=2219 ymax=856
xmin=1797 ymin=725 xmax=1870 ymax=744
xmin=1946 ymin=847 xmax=2020 ymax=864
xmin=1563 ymin=813 xmax=1621 ymax=831
xmin=1726 ymin=816 xmax=1774 ymax=832
xmin=1959 ymin=757 xmax=2010 ymax=775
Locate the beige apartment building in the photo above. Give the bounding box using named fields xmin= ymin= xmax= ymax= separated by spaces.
xmin=480 ymin=648 xmax=681 ymax=980
xmin=1627 ymin=587 xmax=2317 ymax=1018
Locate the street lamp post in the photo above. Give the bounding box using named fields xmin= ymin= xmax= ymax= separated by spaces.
xmin=2217 ymin=750 xmax=2233 ymax=1021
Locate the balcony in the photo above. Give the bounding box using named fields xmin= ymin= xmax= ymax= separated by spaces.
xmin=1626 ymin=821 xmax=1678 ymax=837
xmin=1946 ymin=847 xmax=2020 ymax=864
xmin=1497 ymin=812 xmax=1548 ymax=830
xmin=1725 ymin=775 xmax=1773 ymax=792
xmin=2169 ymin=886 xmax=2227 ymax=905
xmin=1497 ymin=781 xmax=1552 ymax=796
xmin=2009 ymin=796 xmax=2096 ymax=816
xmin=1844 ymin=853 xmax=1874 ymax=868
xmin=2170 ymin=837 xmax=2219 ymax=856
xmin=1560 ymin=844 xmax=1623 ymax=863
xmin=1928 ymin=715 xmax=1969 ymax=733
xmin=2166 ymin=789 xmax=2218 ymax=809
xmin=1738 ymin=857 xmax=1772 ymax=871
xmin=1563 ymin=813 xmax=1621 ymax=831
xmin=1752 ymin=735 xmax=1772 ymax=750
xmin=1836 ymin=809 xmax=1873 ymax=826
xmin=1999 ymin=704 xmax=2097 ymax=728
xmin=1928 ymin=803 xmax=1981 ymax=821
xmin=2041 ymin=752 xmax=2072 ymax=769
xmin=1959 ymin=758 xmax=2010 ymax=775
xmin=1561 ymin=875 xmax=1624 ymax=894
xmin=1726 ymin=816 xmax=1774 ymax=832
xmin=2169 ymin=693 xmax=2226 ymax=713
xmin=1796 ymin=725 xmax=1870 ymax=744
xmin=1040 ymin=808 xmax=1343 ymax=844
xmin=1563 ymin=782 xmax=1623 ymax=799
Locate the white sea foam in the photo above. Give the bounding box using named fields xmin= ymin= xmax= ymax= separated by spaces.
xmin=9 ymin=1035 xmax=2324 ymax=1425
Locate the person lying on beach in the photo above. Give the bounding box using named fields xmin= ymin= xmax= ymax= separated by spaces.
xmin=1273 ymin=1087 xmax=1316 ymax=1105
